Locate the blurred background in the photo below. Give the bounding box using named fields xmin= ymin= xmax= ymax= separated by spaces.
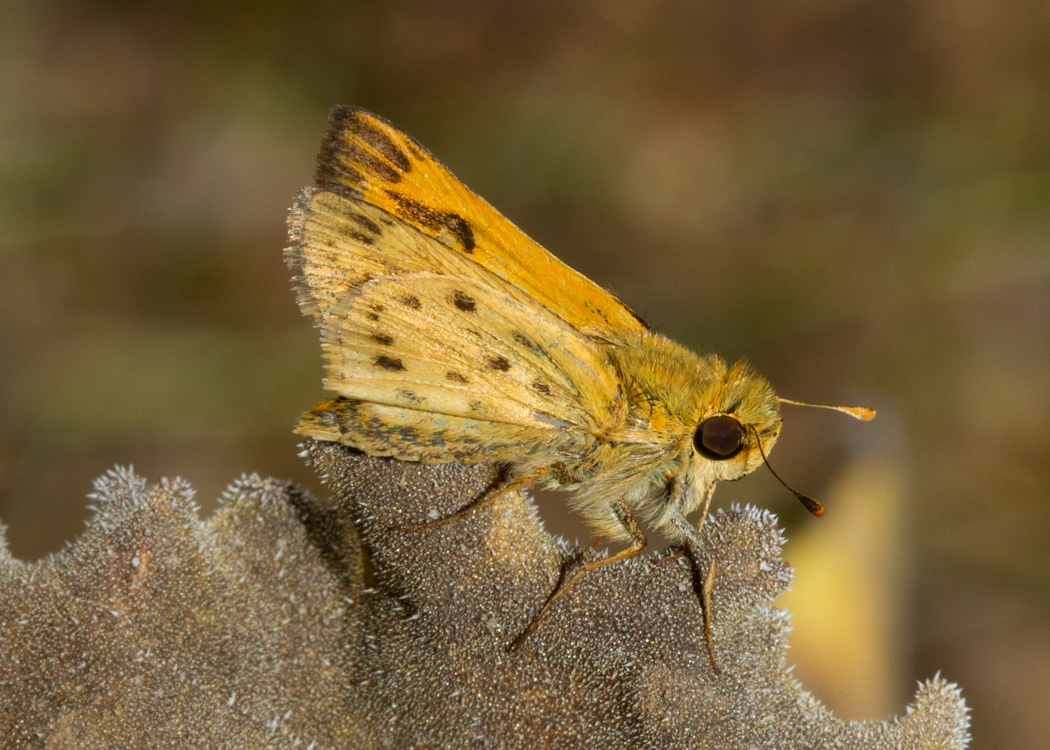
xmin=1 ymin=1 xmax=1047 ymax=745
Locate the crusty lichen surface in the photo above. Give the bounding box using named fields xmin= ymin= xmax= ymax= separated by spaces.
xmin=0 ymin=442 xmax=970 ymax=748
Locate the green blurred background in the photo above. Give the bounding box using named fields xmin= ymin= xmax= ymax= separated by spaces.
xmin=1 ymin=1 xmax=1047 ymax=745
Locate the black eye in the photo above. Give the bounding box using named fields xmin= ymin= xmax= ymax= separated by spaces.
xmin=694 ymin=415 xmax=746 ymax=459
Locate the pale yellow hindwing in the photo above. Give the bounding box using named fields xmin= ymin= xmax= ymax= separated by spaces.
xmin=291 ymin=106 xmax=649 ymax=336
xmin=297 ymin=272 xmax=626 ymax=462
xmin=296 ymin=397 xmax=574 ymax=464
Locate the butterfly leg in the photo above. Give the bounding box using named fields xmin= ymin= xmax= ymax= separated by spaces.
xmin=663 ymin=481 xmax=717 ymax=562
xmin=663 ymin=481 xmax=721 ymax=673
xmin=511 ymin=498 xmax=646 ymax=650
xmin=396 ymin=465 xmax=547 ymax=531
xmin=701 ymin=556 xmax=720 ymax=674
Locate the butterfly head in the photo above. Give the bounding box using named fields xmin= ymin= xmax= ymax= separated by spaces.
xmin=690 ymin=358 xmax=781 ymax=484
xmin=687 ymin=357 xmax=876 ymax=518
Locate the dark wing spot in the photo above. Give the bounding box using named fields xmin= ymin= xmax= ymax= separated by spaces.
xmin=442 ymin=213 xmax=476 ymax=252
xmin=445 ymin=371 xmax=469 ymax=384
xmin=512 ymin=331 xmax=548 ymax=357
xmin=399 ymin=294 xmax=422 ymax=309
xmin=342 ymin=228 xmax=375 ymax=245
xmin=450 ymin=289 xmax=477 ymax=313
xmin=390 ymin=425 xmax=420 ymax=442
xmin=349 ymin=211 xmax=382 ymax=235
xmin=312 ymin=408 xmax=340 ymax=431
xmin=383 ymin=190 xmax=476 ymax=253
xmin=374 ymin=355 xmax=406 ymax=371
xmin=486 ymin=356 xmax=511 ymax=372
xmin=366 ymin=302 xmax=385 ymax=322
xmin=395 ymin=388 xmax=424 ymax=405
xmin=531 ymin=380 xmax=552 ymax=395
xmin=371 ymin=333 xmax=394 ymax=346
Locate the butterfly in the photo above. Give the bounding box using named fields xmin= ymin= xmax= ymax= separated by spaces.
xmin=286 ymin=106 xmax=873 ymax=654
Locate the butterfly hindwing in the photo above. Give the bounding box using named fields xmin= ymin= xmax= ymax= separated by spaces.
xmin=296 ymin=273 xmax=626 ymax=462
xmin=297 ymin=398 xmax=576 ymax=464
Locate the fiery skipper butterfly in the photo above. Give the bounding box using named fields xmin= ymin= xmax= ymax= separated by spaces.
xmin=287 ymin=107 xmax=873 ymax=651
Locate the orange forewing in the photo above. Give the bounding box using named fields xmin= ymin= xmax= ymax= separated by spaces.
xmin=313 ymin=106 xmax=649 ymax=336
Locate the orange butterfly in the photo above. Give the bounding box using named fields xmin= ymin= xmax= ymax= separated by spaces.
xmin=287 ymin=107 xmax=873 ymax=653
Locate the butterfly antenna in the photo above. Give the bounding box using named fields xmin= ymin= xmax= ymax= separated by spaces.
xmin=779 ymin=398 xmax=876 ymax=421
xmin=760 ymin=397 xmax=875 ymax=516
xmin=751 ymin=427 xmax=825 ymax=517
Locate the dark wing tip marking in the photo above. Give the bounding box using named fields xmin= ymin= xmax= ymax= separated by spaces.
xmin=317 ymin=106 xmax=413 ymax=193
xmin=345 ymin=111 xmax=412 ymax=174
xmin=317 ymin=108 xmax=479 ymax=253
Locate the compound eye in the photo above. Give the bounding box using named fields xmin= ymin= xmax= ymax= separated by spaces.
xmin=694 ymin=415 xmax=746 ymax=460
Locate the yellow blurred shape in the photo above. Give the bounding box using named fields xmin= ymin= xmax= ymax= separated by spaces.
xmin=779 ymin=452 xmax=907 ymax=720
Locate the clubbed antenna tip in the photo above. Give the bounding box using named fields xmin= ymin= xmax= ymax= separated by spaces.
xmin=779 ymin=398 xmax=876 ymax=421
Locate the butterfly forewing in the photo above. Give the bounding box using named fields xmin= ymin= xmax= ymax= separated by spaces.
xmin=308 ymin=106 xmax=649 ymax=336
xmin=288 ymin=188 xmax=488 ymax=327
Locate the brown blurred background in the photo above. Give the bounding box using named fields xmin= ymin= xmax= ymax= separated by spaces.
xmin=1 ymin=1 xmax=1047 ymax=745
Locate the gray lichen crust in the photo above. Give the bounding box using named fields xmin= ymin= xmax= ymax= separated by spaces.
xmin=0 ymin=469 xmax=360 ymax=748
xmin=0 ymin=444 xmax=970 ymax=748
